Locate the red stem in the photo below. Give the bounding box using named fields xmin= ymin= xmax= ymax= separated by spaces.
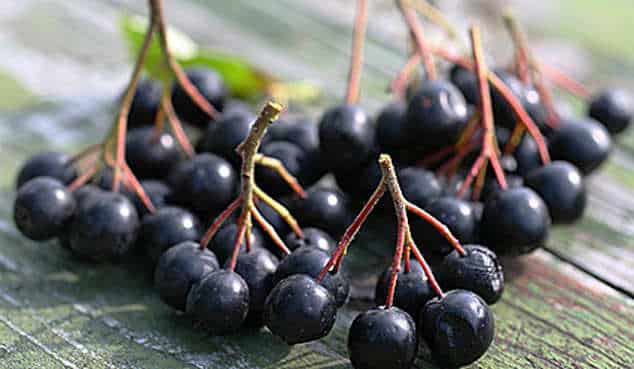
xmin=227 ymin=212 xmax=248 ymax=271
xmin=252 ymin=206 xmax=290 ymax=256
xmin=398 ymin=0 xmax=437 ymax=80
xmin=122 ymin=163 xmax=156 ymax=213
xmin=199 ymin=196 xmax=242 ymax=250
xmin=392 ymin=52 xmax=421 ymax=100
xmin=405 ymin=201 xmax=466 ymax=256
xmin=345 ymin=0 xmax=368 ymax=105
xmin=384 ymin=212 xmax=406 ymax=308
xmin=409 ymin=241 xmax=444 ymax=298
xmin=67 ymin=165 xmax=98 ymax=192
xmin=540 ymin=62 xmax=591 ymax=100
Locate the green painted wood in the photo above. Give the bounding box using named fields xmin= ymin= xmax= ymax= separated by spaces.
xmin=1 ymin=1 xmax=634 ymax=368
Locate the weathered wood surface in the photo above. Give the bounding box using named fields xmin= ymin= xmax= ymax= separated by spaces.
xmin=1 ymin=1 xmax=634 ymax=368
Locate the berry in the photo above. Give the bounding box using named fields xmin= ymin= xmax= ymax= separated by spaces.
xmin=348 ymin=307 xmax=418 ymax=369
xmin=548 ymin=118 xmax=611 ymax=175
xmin=291 ymin=186 xmax=352 ymax=237
xmin=496 ymin=127 xmax=541 ymax=177
xmin=441 ymin=245 xmax=504 ymax=304
xmin=209 ymin=223 xmax=264 ymax=265
xmin=68 ymin=191 xmax=140 ymax=261
xmin=524 ymin=161 xmax=586 ymax=224
xmin=449 ymin=64 xmax=478 ymax=105
xmin=285 ymin=227 xmax=335 ymax=254
xmin=126 ymin=127 xmax=181 ymax=179
xmin=167 ymin=153 xmax=237 ymax=219
xmin=376 ymin=101 xmax=408 ymax=154
xmin=128 ymin=78 xmax=162 ymax=127
xmin=481 ymin=174 xmax=523 ymax=202
xmin=154 ymin=241 xmax=219 ymax=311
xmin=171 ymin=68 xmax=228 ymax=126
xmin=374 ymin=260 xmax=434 ymax=319
xmin=405 ymin=79 xmax=468 ymax=149
xmin=186 ymin=270 xmax=249 ymax=334
xmin=227 ymin=248 xmax=279 ymax=327
xmin=589 ymin=89 xmax=632 ymax=134
xmin=490 ymin=70 xmax=527 ymax=127
xmin=398 ymin=167 xmax=442 ymax=209
xmin=197 ymin=109 xmax=256 ymax=167
xmin=273 ymin=246 xmax=349 ymax=307
xmin=480 ymin=186 xmax=550 ymax=255
xmin=14 ymin=177 xmax=76 ymax=241
xmin=318 ymin=104 xmax=375 ymax=171
xmin=412 ymin=197 xmax=477 ymax=256
xmin=264 ymin=274 xmax=337 ymax=344
xmin=139 ymin=206 xmax=201 ymax=265
xmin=129 ymin=180 xmax=173 ymax=217
xmin=334 ymin=159 xmax=382 ymax=203
xmin=420 ymin=290 xmax=495 ymax=368
xmin=93 ymin=167 xmax=135 ymax=198
xmin=256 ymin=141 xmax=308 ymax=196
xmin=15 ymin=151 xmax=77 ymax=189
xmin=257 ymin=199 xmax=291 ymax=241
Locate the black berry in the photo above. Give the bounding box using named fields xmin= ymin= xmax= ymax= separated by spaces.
xmin=285 ymin=227 xmax=335 ymax=254
xmin=209 ymin=223 xmax=264 ymax=265
xmin=128 ymin=78 xmax=162 ymax=127
xmin=197 ymin=109 xmax=256 ymax=167
xmin=126 ymin=127 xmax=181 ymax=179
xmin=172 ymin=68 xmax=228 ymax=126
xmin=374 ymin=260 xmax=435 ymax=319
xmin=139 ymin=206 xmax=201 ymax=265
xmin=588 ymin=89 xmax=632 ymax=134
xmin=548 ymin=118 xmax=611 ymax=175
xmin=16 ymin=151 xmax=77 ymax=189
xmin=291 ymin=186 xmax=352 ymax=238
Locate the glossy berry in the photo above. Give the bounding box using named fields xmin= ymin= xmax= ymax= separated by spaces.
xmin=58 ymin=185 xmax=102 ymax=250
xmin=14 ymin=177 xmax=76 ymax=241
xmin=167 ymin=153 xmax=237 ymax=219
xmin=264 ymin=274 xmax=337 ymax=344
xmin=441 ymin=245 xmax=504 ymax=304
xmin=128 ymin=78 xmax=162 ymax=127
xmin=186 ymin=270 xmax=249 ymax=334
xmin=399 ymin=167 xmax=442 ymax=209
xmin=256 ymin=141 xmax=308 ymax=196
xmin=171 ymin=68 xmax=228 ymax=126
xmin=348 ymin=307 xmax=418 ymax=369
xmin=589 ymin=89 xmax=633 ymax=134
xmin=524 ymin=161 xmax=586 ymax=224
xmin=490 ymin=70 xmax=528 ymax=127
xmin=548 ymin=118 xmax=611 ymax=175
xmin=481 ymin=174 xmax=523 ymax=202
xmin=374 ymin=260 xmax=434 ymax=319
xmin=405 ymin=79 xmax=468 ymax=149
xmin=126 ymin=127 xmax=181 ymax=179
xmin=480 ymin=187 xmax=550 ymax=255
xmin=154 ymin=241 xmax=219 ymax=311
xmin=449 ymin=64 xmax=478 ymax=105
xmin=285 ymin=227 xmax=335 ymax=254
xmin=129 ymin=180 xmax=173 ymax=217
xmin=496 ymin=127 xmax=541 ymax=176
xmin=334 ymin=159 xmax=382 ymax=203
xmin=16 ymin=151 xmax=77 ymax=189
xmin=420 ymin=290 xmax=495 ymax=368
xmin=209 ymin=223 xmax=265 ymax=265
xmin=291 ymin=186 xmax=352 ymax=237
xmin=227 ymin=248 xmax=279 ymax=326
xmin=413 ymin=197 xmax=477 ymax=256
xmin=68 ymin=191 xmax=139 ymax=261
xmin=139 ymin=206 xmax=201 ymax=265
xmin=318 ymin=104 xmax=375 ymax=171
xmin=376 ymin=101 xmax=408 ymax=154
xmin=273 ymin=246 xmax=349 ymax=307
xmin=197 ymin=109 xmax=256 ymax=167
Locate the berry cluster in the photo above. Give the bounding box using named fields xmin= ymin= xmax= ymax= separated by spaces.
xmin=11 ymin=0 xmax=633 ymax=368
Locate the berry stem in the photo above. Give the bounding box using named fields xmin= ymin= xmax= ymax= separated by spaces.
xmin=122 ymin=162 xmax=156 ymax=213
xmin=405 ymin=200 xmax=466 ymax=256
xmin=408 ymin=240 xmax=444 ymax=297
xmin=199 ymin=195 xmax=242 ymax=250
xmin=108 ymin=10 xmax=157 ymax=193
xmin=253 ymin=185 xmax=303 ymax=238
xmin=540 ymin=63 xmax=591 ymax=100
xmin=254 ymin=154 xmax=307 ymax=198
xmin=411 ymin=0 xmax=459 ymax=41
xmin=458 ymin=25 xmax=507 ymax=196
xmin=67 ymin=165 xmax=99 ymax=192
xmin=345 ymin=0 xmax=368 ymax=105
xmin=391 ymin=52 xmax=421 ymax=100
xmin=316 ymin=177 xmax=387 ymax=282
xmin=150 ymin=0 xmax=219 ymax=121
xmin=251 ymin=206 xmax=290 ymax=255
xmin=161 ymin=86 xmax=195 ymax=158
xmin=397 ymin=0 xmax=437 ymax=80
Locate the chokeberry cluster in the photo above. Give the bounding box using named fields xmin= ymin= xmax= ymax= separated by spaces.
xmin=11 ymin=0 xmax=631 ymax=368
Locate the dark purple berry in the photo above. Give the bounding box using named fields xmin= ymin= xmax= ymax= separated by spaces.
xmin=441 ymin=245 xmax=504 ymax=304
xmin=480 ymin=187 xmax=550 ymax=255
xmin=264 ymin=274 xmax=337 ymax=344
xmin=126 ymin=127 xmax=181 ymax=179
xmin=197 ymin=109 xmax=256 ymax=167
xmin=139 ymin=206 xmax=201 ymax=265
xmin=167 ymin=153 xmax=237 ymax=219
xmin=154 ymin=241 xmax=219 ymax=311
xmin=14 ymin=177 xmax=76 ymax=241
xmin=256 ymin=141 xmax=308 ymax=196
xmin=348 ymin=307 xmax=418 ymax=369
xmin=548 ymin=118 xmax=611 ymax=175
xmin=273 ymin=246 xmax=349 ymax=307
xmin=69 ymin=191 xmax=139 ymax=261
xmin=291 ymin=186 xmax=352 ymax=238
xmin=186 ymin=270 xmax=249 ymax=334
xmin=285 ymin=227 xmax=335 ymax=254
xmin=128 ymin=78 xmax=162 ymax=127
xmin=524 ymin=161 xmax=586 ymax=224
xmin=398 ymin=167 xmax=442 ymax=209
xmin=16 ymin=151 xmax=77 ymax=189
xmin=129 ymin=180 xmax=172 ymax=217
xmin=588 ymin=89 xmax=632 ymax=134
xmin=209 ymin=223 xmax=264 ymax=265
xmin=420 ymin=290 xmax=495 ymax=368
xmin=318 ymin=104 xmax=375 ymax=171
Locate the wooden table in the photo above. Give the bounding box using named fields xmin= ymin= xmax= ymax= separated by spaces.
xmin=0 ymin=1 xmax=633 ymax=368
